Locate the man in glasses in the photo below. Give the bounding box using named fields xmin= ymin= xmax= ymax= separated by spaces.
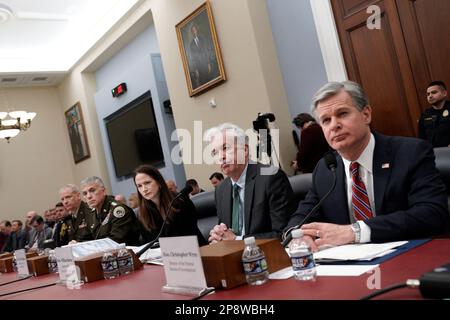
xmin=204 ymin=123 xmax=296 ymax=242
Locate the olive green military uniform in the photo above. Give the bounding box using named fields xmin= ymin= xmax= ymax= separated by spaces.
xmin=91 ymin=195 xmax=140 ymax=246
xmin=56 ymin=201 xmax=96 ymax=246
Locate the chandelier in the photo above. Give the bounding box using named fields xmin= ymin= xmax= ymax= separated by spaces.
xmin=0 ymin=111 xmax=37 ymax=142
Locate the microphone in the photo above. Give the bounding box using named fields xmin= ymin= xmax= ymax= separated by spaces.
xmin=136 ymin=185 xmax=193 ymax=257
xmin=281 ymin=151 xmax=337 ymax=247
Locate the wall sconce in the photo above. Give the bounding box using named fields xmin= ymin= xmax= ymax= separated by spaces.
xmin=0 ymin=111 xmax=37 ymax=142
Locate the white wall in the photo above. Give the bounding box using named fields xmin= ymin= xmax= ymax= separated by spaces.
xmin=94 ymin=24 xmax=185 ymax=197
xmin=0 ymin=87 xmax=74 ymax=221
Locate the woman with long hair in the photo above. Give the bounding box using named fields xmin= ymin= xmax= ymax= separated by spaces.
xmin=133 ymin=165 xmax=207 ymax=246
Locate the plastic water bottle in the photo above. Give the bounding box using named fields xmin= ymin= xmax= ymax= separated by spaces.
xmin=12 ymin=254 xmax=18 ymax=273
xmin=241 ymin=236 xmax=269 ymax=285
xmin=101 ymin=250 xmax=119 ymax=280
xmin=47 ymin=250 xmax=58 ymax=273
xmin=289 ymin=229 xmax=316 ymax=281
xmin=117 ymin=243 xmax=134 ymax=275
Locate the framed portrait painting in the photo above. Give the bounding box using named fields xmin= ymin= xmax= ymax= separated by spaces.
xmin=176 ymin=1 xmax=226 ymax=97
xmin=65 ymin=102 xmax=90 ymax=164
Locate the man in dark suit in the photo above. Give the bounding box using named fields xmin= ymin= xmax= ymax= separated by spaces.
xmin=284 ymin=81 xmax=449 ymax=250
xmin=205 ymin=123 xmax=296 ymax=242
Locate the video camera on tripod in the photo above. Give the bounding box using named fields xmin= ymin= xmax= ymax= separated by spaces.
xmin=253 ymin=113 xmax=275 ymax=161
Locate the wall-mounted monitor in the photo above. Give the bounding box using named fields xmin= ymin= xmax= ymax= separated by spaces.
xmin=104 ymin=91 xmax=164 ymax=178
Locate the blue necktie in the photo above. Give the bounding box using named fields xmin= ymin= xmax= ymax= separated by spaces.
xmin=232 ymin=184 xmax=242 ymax=235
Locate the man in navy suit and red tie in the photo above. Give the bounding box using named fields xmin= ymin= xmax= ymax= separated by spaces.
xmin=284 ymin=81 xmax=449 ymax=250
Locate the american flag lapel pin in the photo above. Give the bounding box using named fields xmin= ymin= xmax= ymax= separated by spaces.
xmin=382 ymin=163 xmax=390 ymax=169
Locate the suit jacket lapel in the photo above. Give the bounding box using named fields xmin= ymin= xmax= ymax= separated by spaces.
xmin=372 ymin=133 xmax=392 ymax=215
xmin=334 ymin=155 xmax=350 ymax=222
xmin=244 ymin=163 xmax=257 ymax=233
xmin=221 ymin=179 xmax=232 ymax=227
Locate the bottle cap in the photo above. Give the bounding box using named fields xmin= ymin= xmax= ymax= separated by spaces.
xmin=244 ymin=236 xmax=255 ymax=245
xmin=291 ymin=229 xmax=303 ymax=238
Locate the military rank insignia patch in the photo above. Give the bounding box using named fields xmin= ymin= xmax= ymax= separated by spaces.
xmin=113 ymin=206 xmax=126 ymax=218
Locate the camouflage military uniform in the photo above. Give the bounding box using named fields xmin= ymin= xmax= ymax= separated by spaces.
xmin=91 ymin=195 xmax=140 ymax=246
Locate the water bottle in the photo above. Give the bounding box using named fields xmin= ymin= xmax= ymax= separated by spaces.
xmin=289 ymin=229 xmax=316 ymax=281
xmin=12 ymin=254 xmax=18 ymax=273
xmin=47 ymin=250 xmax=58 ymax=273
xmin=101 ymin=250 xmax=119 ymax=280
xmin=117 ymin=243 xmax=134 ymax=275
xmin=241 ymin=236 xmax=269 ymax=286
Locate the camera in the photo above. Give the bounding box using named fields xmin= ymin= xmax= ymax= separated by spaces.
xmin=253 ymin=113 xmax=275 ymax=132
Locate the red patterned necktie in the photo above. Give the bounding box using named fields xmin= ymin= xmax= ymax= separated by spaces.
xmin=350 ymin=162 xmax=373 ymax=220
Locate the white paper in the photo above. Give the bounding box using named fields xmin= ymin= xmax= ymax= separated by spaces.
xmin=68 ymin=238 xmax=120 ymax=258
xmin=269 ymin=266 xmax=294 ymax=280
xmin=313 ymin=241 xmax=407 ymax=261
xmin=269 ymin=264 xmax=379 ymax=278
xmin=316 ymin=264 xmax=379 ymax=276
xmin=159 ymin=236 xmax=207 ymax=291
xmin=14 ymin=249 xmax=30 ymax=277
xmin=128 ymin=245 xmax=163 ymax=265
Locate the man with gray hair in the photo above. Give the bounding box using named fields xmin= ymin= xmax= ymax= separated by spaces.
xmin=80 ymin=176 xmax=140 ymax=245
xmin=56 ymin=184 xmax=96 ymax=246
xmin=284 ymin=81 xmax=449 ymax=250
xmin=205 ymin=123 xmax=296 ymax=242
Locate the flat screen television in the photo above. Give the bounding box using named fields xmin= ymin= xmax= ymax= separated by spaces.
xmin=104 ymin=91 xmax=164 ymax=178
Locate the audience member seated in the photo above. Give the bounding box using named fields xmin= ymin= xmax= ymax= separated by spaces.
xmin=186 ymin=179 xmax=205 ymax=197
xmin=114 ymin=194 xmax=127 ymax=205
xmin=284 ymin=81 xmax=449 ymax=251
xmin=80 ymin=176 xmax=140 ymax=246
xmin=26 ymin=215 xmax=52 ymax=251
xmin=204 ymin=123 xmax=296 ymax=242
xmin=10 ymin=220 xmax=26 ymax=250
xmin=166 ymin=180 xmax=178 ymax=195
xmin=291 ymin=113 xmax=330 ymax=173
xmin=128 ymin=192 xmax=140 ymax=217
xmin=209 ymin=172 xmax=224 ymax=188
xmin=133 ymin=165 xmax=207 ymax=246
xmin=0 ymin=220 xmax=12 ymax=253
xmin=24 ymin=210 xmax=37 ymax=247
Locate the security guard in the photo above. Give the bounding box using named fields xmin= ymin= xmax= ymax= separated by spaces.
xmin=418 ymin=81 xmax=450 ymax=147
xmin=80 ymin=176 xmax=140 ymax=246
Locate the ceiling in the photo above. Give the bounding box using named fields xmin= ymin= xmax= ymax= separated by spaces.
xmin=0 ymin=0 xmax=140 ymax=87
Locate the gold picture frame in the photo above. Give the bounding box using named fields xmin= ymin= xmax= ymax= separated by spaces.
xmin=176 ymin=1 xmax=226 ymax=97
xmin=65 ymin=102 xmax=90 ymax=164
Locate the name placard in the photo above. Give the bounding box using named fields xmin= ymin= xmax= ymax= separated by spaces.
xmin=159 ymin=236 xmax=212 ymax=296
xmin=14 ymin=249 xmax=30 ymax=278
xmin=55 ymin=247 xmax=81 ymax=286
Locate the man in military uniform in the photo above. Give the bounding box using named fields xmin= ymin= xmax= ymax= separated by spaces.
xmin=418 ymin=81 xmax=450 ymax=147
xmin=57 ymin=184 xmax=97 ymax=246
xmin=80 ymin=176 xmax=140 ymax=245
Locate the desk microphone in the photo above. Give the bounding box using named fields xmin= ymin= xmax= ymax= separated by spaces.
xmin=136 ymin=185 xmax=193 ymax=257
xmin=281 ymin=151 xmax=337 ymax=247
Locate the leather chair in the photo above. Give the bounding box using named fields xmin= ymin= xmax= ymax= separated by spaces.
xmin=288 ymin=173 xmax=313 ymax=207
xmin=434 ymin=147 xmax=450 ymax=213
xmin=191 ymin=174 xmax=314 ymax=241
xmin=191 ymin=191 xmax=218 ymax=241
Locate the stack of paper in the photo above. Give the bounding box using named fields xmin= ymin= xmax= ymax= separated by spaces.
xmin=313 ymin=241 xmax=407 ymax=262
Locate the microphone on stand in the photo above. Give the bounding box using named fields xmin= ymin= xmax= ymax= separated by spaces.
xmin=136 ymin=185 xmax=193 ymax=257
xmin=281 ymin=152 xmax=337 ymax=247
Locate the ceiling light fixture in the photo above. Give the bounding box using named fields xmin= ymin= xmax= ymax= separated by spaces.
xmin=0 ymin=3 xmax=13 ymax=24
xmin=0 ymin=111 xmax=37 ymax=142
